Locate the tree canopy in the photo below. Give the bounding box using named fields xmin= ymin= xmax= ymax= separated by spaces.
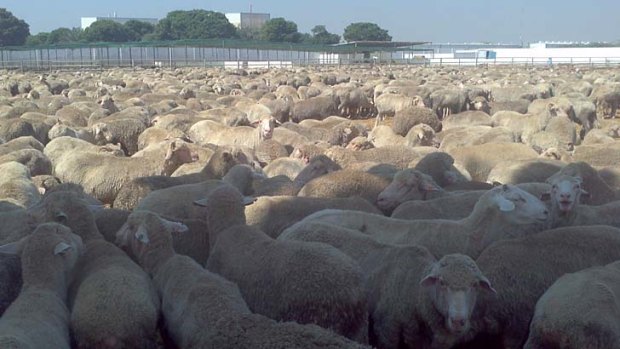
xmin=47 ymin=27 xmax=83 ymax=44
xmin=260 ymin=17 xmax=302 ymax=43
xmin=123 ymin=20 xmax=155 ymax=41
xmin=155 ymin=10 xmax=237 ymax=40
xmin=309 ymin=25 xmax=340 ymax=45
xmin=83 ymin=20 xmax=131 ymax=43
xmin=0 ymin=8 xmax=30 ymax=46
xmin=343 ymin=22 xmax=391 ymax=42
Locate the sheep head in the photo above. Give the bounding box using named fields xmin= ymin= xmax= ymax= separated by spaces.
xmin=484 ymin=184 xmax=549 ymax=224
xmin=376 ymin=169 xmax=442 ymax=213
xmin=542 ymin=175 xmax=589 ymax=215
xmin=420 ymin=254 xmax=496 ymax=335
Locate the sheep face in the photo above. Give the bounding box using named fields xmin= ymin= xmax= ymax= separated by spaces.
xmin=488 ymin=185 xmax=549 ymax=225
xmin=376 ymin=169 xmax=441 ymax=212
xmin=257 ymin=118 xmax=277 ymax=140
xmin=543 ymin=175 xmax=589 ymax=214
xmin=420 ymin=254 xmax=496 ymax=335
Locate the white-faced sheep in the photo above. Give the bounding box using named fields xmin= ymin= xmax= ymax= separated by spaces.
xmin=195 ymin=184 xmax=370 ymax=343
xmin=54 ymin=139 xmax=196 ymax=204
xmin=280 ymin=222 xmax=496 ymax=349
xmin=0 ymin=223 xmax=83 ymax=349
xmin=115 ymin=210 xmax=369 ymax=349
xmin=298 ymin=184 xmax=549 ymax=258
xmin=463 ymin=225 xmax=620 ymax=349
xmin=524 ymin=260 xmax=620 ymax=349
xmin=547 ymin=161 xmax=619 ymax=205
xmin=28 ymin=191 xmax=161 ymax=349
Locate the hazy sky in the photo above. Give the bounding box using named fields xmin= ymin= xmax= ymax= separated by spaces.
xmin=5 ymin=0 xmax=620 ymax=43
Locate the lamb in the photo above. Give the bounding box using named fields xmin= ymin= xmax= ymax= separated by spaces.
xmin=54 ymin=139 xmax=196 ymax=204
xmin=463 ymin=225 xmax=620 ymax=349
xmin=0 ymin=223 xmax=83 ymax=349
xmin=28 ymin=191 xmax=161 ymax=348
xmin=298 ymin=184 xmax=549 ymax=258
xmin=113 ymin=146 xmax=248 ymax=210
xmin=524 ymin=260 xmax=620 ymax=349
xmin=279 ymin=222 xmax=496 ymax=349
xmin=196 ymin=184 xmax=370 ymax=342
xmin=297 ymin=169 xmax=391 ymax=205
xmin=115 ymin=210 xmax=368 ymax=349
xmin=246 ymin=194 xmax=382 ymax=238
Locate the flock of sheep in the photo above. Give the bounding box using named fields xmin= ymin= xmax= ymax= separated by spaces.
xmin=0 ymin=62 xmax=619 ymax=349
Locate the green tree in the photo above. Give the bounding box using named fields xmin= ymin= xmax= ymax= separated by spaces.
xmin=260 ymin=17 xmax=302 ymax=43
xmin=123 ymin=20 xmax=155 ymax=41
xmin=0 ymin=8 xmax=30 ymax=46
xmin=25 ymin=32 xmax=49 ymax=46
xmin=155 ymin=10 xmax=237 ymax=40
xmin=343 ymin=22 xmax=391 ymax=42
xmin=47 ymin=27 xmax=82 ymax=44
xmin=238 ymin=26 xmax=261 ymax=41
xmin=309 ymin=25 xmax=340 ymax=45
xmin=83 ymin=20 xmax=131 ymax=42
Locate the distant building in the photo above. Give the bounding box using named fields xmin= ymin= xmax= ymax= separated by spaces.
xmin=81 ymin=15 xmax=159 ymax=30
xmin=225 ymin=12 xmax=270 ymax=30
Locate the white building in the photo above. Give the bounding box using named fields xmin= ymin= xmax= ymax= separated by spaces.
xmin=225 ymin=12 xmax=270 ymax=29
xmin=81 ymin=15 xmax=159 ymax=30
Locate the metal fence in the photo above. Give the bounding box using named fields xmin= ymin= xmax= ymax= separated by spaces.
xmin=2 ymin=43 xmax=620 ymax=70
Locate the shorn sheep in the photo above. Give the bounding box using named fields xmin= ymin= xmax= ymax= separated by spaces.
xmin=116 ymin=210 xmax=369 ymax=349
xmin=0 ymin=223 xmax=83 ymax=349
xmin=195 ymin=184 xmax=370 ymax=343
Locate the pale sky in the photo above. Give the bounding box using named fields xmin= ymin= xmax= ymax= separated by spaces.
xmin=4 ymin=0 xmax=620 ymax=43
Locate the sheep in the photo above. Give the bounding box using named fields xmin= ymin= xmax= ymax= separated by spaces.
xmin=572 ymin=142 xmax=620 ymax=168
xmin=0 ymin=208 xmax=38 ymax=245
xmin=410 ymin=152 xmax=470 ymax=187
xmin=0 ymin=148 xmax=52 ymax=177
xmin=404 ymin=123 xmax=440 ymax=147
xmin=44 ymin=136 xmax=124 ymax=167
xmin=113 ymin=146 xmax=248 ymax=210
xmin=280 ymin=222 xmax=496 ymax=349
xmin=391 ymin=106 xmax=442 ymax=136
xmin=450 ymin=142 xmax=539 ymax=182
xmin=253 ymin=154 xmax=341 ymax=196
xmin=115 ymin=210 xmax=368 ymax=349
xmin=189 ymin=116 xmax=278 ymax=150
xmin=290 ymin=95 xmax=340 ymax=122
xmin=486 ymin=158 xmax=564 ymax=185
xmin=196 ymin=184 xmax=370 ymax=343
xmin=297 ymin=169 xmax=391 ymax=205
xmin=442 ymin=110 xmax=493 ymax=130
xmin=262 ymin=157 xmax=306 ymax=180
xmin=0 ymin=223 xmax=83 ymax=349
xmin=54 ymin=139 xmax=196 ymax=204
xmin=28 ymin=191 xmax=161 ymax=349
xmin=246 ymin=194 xmax=382 ymax=238
xmin=0 ymin=161 xmax=41 ymax=209
xmin=376 ymin=169 xmax=444 ymax=213
xmin=464 ymin=225 xmax=620 ymax=349
xmin=547 ymin=161 xmax=619 ymax=205
xmin=438 ymin=126 xmax=517 ymax=153
xmin=297 ymin=184 xmax=549 ymax=258
xmin=324 ymin=144 xmax=437 ymax=170
xmin=524 ymin=260 xmax=620 ymax=349
xmin=91 ymin=117 xmax=148 ymax=156
xmin=0 ymin=136 xmax=44 ymax=157
xmin=0 ymin=253 xmax=21 ymax=316
xmin=367 ymin=125 xmax=405 ymax=147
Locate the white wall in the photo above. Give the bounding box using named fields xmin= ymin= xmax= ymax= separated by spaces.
xmin=493 ymin=47 xmax=620 ymax=59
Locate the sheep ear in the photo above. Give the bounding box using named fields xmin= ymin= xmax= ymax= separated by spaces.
xmin=115 ymin=222 xmax=130 ymax=247
xmin=580 ymin=189 xmax=591 ymax=199
xmin=420 ymin=264 xmax=440 ymax=287
xmin=161 ymin=218 xmax=189 ymax=234
xmin=243 ymin=196 xmax=257 ymax=205
xmin=477 ymin=276 xmax=497 ymax=294
xmin=54 ymin=242 xmax=73 ymax=256
xmin=134 ymin=225 xmax=150 ymax=245
xmin=540 ymin=192 xmax=551 ymax=201
xmin=419 ymin=178 xmax=441 ymax=192
xmin=193 ymin=198 xmax=208 ymax=207
xmin=494 ymin=194 xmax=515 ymax=212
xmin=55 ymin=211 xmax=68 ymax=224
xmin=0 ymin=239 xmax=26 ymax=255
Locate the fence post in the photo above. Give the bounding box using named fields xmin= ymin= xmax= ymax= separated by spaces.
xmin=440 ymin=58 xmax=443 ymax=66
xmin=168 ymin=47 xmax=173 ymax=68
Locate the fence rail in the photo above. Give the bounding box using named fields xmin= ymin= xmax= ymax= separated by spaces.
xmin=2 ymin=44 xmax=620 ymax=71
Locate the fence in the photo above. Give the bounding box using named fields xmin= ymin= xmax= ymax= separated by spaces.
xmin=2 ymin=42 xmax=620 ymax=70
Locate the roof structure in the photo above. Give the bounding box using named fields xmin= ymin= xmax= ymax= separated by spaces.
xmin=331 ymin=41 xmax=430 ymax=51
